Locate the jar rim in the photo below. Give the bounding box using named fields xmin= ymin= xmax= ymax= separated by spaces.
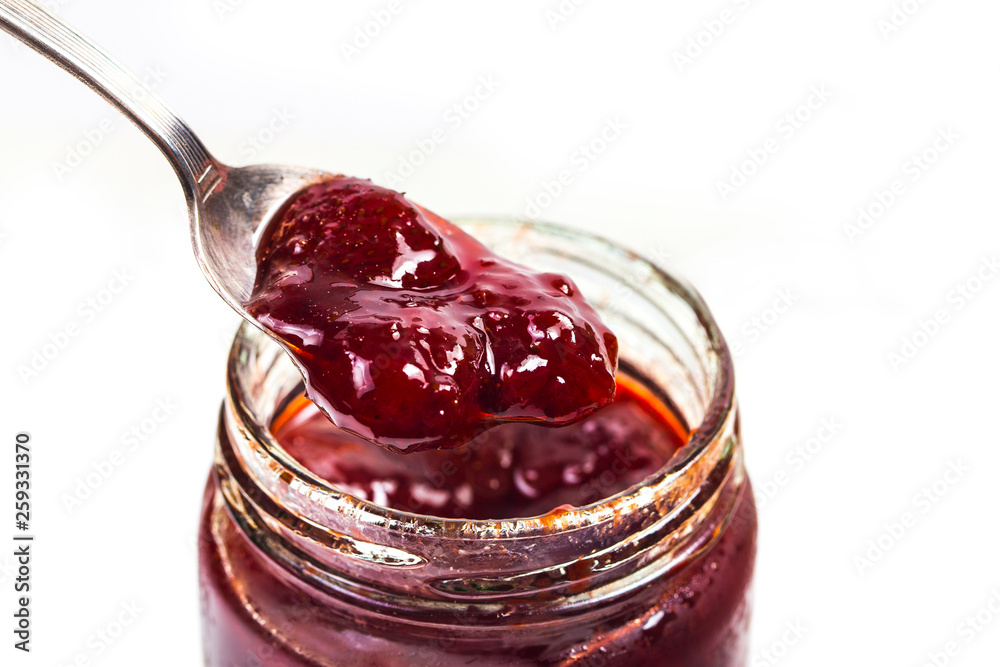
xmin=224 ymin=218 xmax=736 ymax=541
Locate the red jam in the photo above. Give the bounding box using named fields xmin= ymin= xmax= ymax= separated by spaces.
xmin=199 ymin=376 xmax=757 ymax=666
xmin=198 ymin=179 xmax=757 ymax=665
xmin=273 ymin=377 xmax=686 ymax=520
xmin=248 ymin=177 xmax=618 ymax=452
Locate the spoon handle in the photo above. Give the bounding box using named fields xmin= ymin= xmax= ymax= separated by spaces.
xmin=0 ymin=0 xmax=219 ymax=204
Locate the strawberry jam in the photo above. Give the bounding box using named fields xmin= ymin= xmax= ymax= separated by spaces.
xmin=248 ymin=177 xmax=618 ymax=452
xmin=200 ymin=366 xmax=757 ymax=666
xmin=199 ymin=209 xmax=757 ymax=665
xmin=272 ymin=377 xmax=686 ymax=520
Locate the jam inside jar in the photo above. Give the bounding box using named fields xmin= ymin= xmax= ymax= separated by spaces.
xmin=199 ymin=220 xmax=757 ymax=666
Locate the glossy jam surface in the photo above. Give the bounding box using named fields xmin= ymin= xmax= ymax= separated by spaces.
xmin=273 ymin=378 xmax=684 ymax=520
xmin=248 ymin=177 xmax=618 ymax=452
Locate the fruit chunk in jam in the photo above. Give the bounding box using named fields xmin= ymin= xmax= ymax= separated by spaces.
xmin=273 ymin=377 xmax=686 ymax=520
xmin=248 ymin=177 xmax=618 ymax=452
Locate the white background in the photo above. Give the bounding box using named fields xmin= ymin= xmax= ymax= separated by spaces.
xmin=1 ymin=1 xmax=999 ymax=665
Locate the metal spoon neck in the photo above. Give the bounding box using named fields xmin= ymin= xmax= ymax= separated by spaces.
xmin=0 ymin=0 xmax=222 ymax=204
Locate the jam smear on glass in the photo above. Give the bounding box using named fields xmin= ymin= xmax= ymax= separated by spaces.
xmin=273 ymin=376 xmax=687 ymax=520
xmin=248 ymin=176 xmax=618 ymax=453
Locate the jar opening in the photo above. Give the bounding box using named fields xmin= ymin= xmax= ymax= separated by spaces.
xmin=223 ymin=219 xmax=736 ymax=540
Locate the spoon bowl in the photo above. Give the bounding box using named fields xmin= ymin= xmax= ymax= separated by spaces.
xmin=191 ymin=163 xmax=330 ymax=312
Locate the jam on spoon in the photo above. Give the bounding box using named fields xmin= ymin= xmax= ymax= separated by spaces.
xmin=248 ymin=176 xmax=618 ymax=453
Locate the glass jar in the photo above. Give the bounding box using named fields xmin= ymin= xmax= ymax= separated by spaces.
xmin=198 ymin=219 xmax=757 ymax=666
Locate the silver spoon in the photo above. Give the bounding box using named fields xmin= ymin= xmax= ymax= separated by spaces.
xmin=0 ymin=0 xmax=330 ymax=318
